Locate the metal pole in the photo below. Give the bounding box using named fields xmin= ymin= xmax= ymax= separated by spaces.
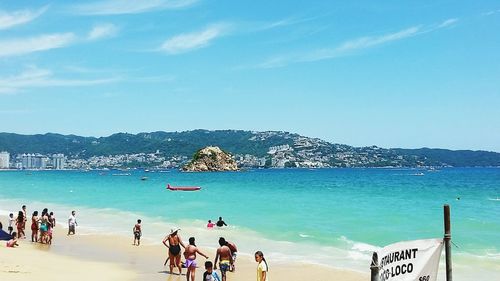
xmin=444 ymin=204 xmax=452 ymax=281
xmin=370 ymin=252 xmax=379 ymax=281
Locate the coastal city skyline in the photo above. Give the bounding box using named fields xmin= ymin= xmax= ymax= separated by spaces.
xmin=1 ymin=1 xmax=500 ymax=152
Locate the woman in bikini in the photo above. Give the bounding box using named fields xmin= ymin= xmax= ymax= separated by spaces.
xmin=16 ymin=211 xmax=25 ymax=239
xmin=39 ymin=212 xmax=49 ymax=244
xmin=30 ymin=211 xmax=39 ymax=242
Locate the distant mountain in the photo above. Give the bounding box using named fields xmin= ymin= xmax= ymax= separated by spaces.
xmin=392 ymin=148 xmax=500 ymax=167
xmin=0 ymin=130 xmax=499 ymax=168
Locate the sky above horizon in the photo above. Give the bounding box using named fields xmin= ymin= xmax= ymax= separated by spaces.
xmin=1 ymin=1 xmax=499 ymax=152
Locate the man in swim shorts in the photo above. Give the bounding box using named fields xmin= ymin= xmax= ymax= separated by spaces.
xmin=163 ymin=228 xmax=185 ymax=275
xmin=133 ymin=219 xmax=142 ymax=246
xmin=184 ymin=237 xmax=208 ymax=281
xmin=214 ymin=237 xmax=233 ymax=281
xmin=67 ymin=210 xmax=77 ymax=235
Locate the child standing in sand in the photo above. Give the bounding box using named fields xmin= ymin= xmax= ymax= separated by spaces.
xmin=48 ymin=212 xmax=56 ymax=244
xmin=133 ymin=219 xmax=142 ymax=246
xmin=255 ymin=251 xmax=269 ymax=281
xmin=8 ymin=213 xmax=14 ymax=235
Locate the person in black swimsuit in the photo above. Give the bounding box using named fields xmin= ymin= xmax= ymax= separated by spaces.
xmin=216 ymin=217 xmax=227 ymax=227
xmin=163 ymin=228 xmax=185 ymax=275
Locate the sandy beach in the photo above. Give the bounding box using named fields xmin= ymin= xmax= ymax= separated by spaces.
xmin=0 ymin=215 xmax=367 ymax=281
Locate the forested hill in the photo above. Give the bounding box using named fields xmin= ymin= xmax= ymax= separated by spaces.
xmin=0 ymin=130 xmax=499 ymax=168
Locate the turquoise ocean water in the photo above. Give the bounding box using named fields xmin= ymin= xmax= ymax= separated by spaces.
xmin=1 ymin=168 xmax=499 ymax=280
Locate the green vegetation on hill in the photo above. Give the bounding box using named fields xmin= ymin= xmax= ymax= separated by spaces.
xmin=0 ymin=130 xmax=499 ymax=167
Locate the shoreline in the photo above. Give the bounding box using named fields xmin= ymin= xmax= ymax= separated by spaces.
xmin=1 ymin=202 xmax=374 ymax=273
xmin=1 ymin=215 xmax=367 ymax=281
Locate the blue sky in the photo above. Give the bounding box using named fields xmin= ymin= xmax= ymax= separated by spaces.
xmin=1 ymin=1 xmax=499 ymax=152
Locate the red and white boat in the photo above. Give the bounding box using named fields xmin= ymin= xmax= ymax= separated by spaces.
xmin=166 ymin=184 xmax=201 ymax=191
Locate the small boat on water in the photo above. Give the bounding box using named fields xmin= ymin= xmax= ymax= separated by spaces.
xmin=166 ymin=184 xmax=201 ymax=191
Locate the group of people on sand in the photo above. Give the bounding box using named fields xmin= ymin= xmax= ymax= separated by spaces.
xmin=162 ymin=228 xmax=240 ymax=281
xmin=3 ymin=204 xmax=79 ymax=248
xmin=4 ymin=205 xmax=57 ymax=245
xmin=200 ymin=253 xmax=267 ymax=281
xmin=130 ymin=217 xmax=268 ymax=281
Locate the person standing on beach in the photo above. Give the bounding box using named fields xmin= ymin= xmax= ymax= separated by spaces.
xmin=214 ymin=237 xmax=233 ymax=281
xmin=68 ymin=210 xmax=77 ymax=235
xmin=216 ymin=217 xmax=227 ymax=227
xmin=40 ymin=211 xmax=50 ymax=243
xmin=226 ymin=239 xmax=238 ymax=271
xmin=21 ymin=205 xmax=27 ymax=234
xmin=162 ymin=228 xmax=185 ymax=275
xmin=48 ymin=212 xmax=55 ymax=244
xmin=133 ymin=219 xmax=142 ymax=246
xmin=184 ymin=237 xmax=209 ymax=281
xmin=8 ymin=213 xmax=14 ymax=235
xmin=30 ymin=211 xmax=39 ymax=242
xmin=255 ymin=251 xmax=268 ymax=281
xmin=15 ymin=211 xmax=25 ymax=239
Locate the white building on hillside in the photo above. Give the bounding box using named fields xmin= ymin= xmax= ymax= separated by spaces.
xmin=0 ymin=151 xmax=10 ymax=169
xmin=21 ymin=153 xmax=48 ymax=169
xmin=52 ymin=154 xmax=66 ymax=170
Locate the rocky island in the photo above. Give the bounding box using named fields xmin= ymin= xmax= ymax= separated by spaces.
xmin=182 ymin=146 xmax=239 ymax=172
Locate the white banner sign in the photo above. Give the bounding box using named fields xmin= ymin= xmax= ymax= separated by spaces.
xmin=377 ymin=238 xmax=443 ymax=281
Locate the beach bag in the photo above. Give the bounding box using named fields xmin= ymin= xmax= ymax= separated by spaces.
xmin=40 ymin=223 xmax=48 ymax=232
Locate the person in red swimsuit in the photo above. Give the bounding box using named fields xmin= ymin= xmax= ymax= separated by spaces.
xmin=31 ymin=211 xmax=39 ymax=242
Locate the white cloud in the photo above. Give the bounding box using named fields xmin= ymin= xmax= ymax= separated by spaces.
xmin=72 ymin=0 xmax=198 ymax=15
xmin=0 ymin=5 xmax=48 ymax=30
xmin=160 ymin=24 xmax=230 ymax=54
xmin=87 ymin=23 xmax=118 ymax=40
xmin=437 ymin=18 xmax=458 ymax=28
xmin=0 ymin=33 xmax=77 ymax=58
xmin=334 ymin=26 xmax=421 ymax=53
xmin=255 ymin=26 xmax=421 ymax=68
xmin=256 ymin=18 xmax=459 ymax=68
xmin=0 ymin=24 xmax=118 ymax=58
xmin=0 ymin=66 xmax=118 ymax=94
xmin=482 ymin=9 xmax=500 ymax=16
xmin=258 ymin=15 xmax=325 ymax=31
